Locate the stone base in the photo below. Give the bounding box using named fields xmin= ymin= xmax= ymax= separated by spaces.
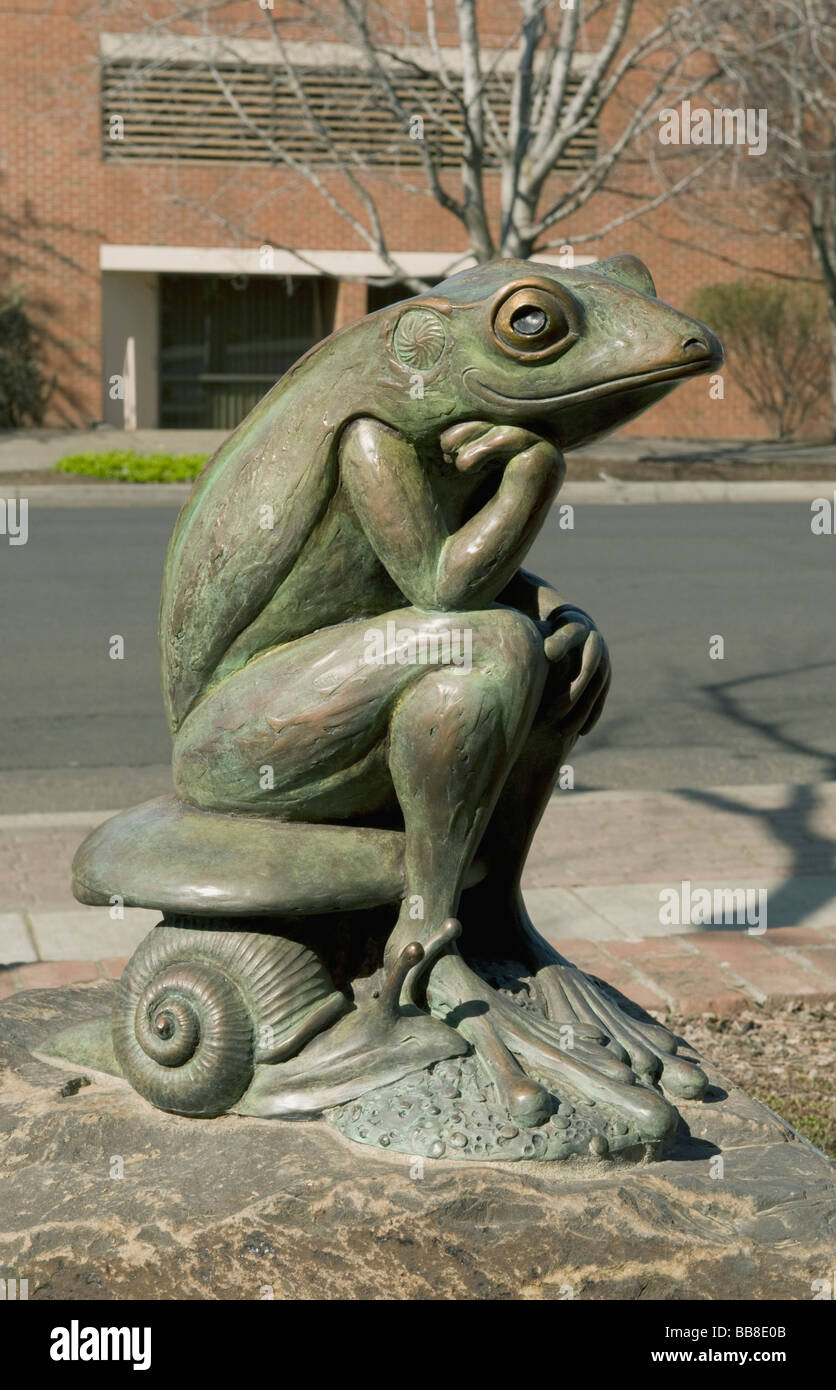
xmin=1 ymin=982 xmax=834 ymax=1300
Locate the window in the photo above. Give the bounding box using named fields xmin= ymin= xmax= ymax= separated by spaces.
xmin=159 ymin=274 xmax=336 ymax=429
xmin=367 ymin=282 xmax=414 ymax=314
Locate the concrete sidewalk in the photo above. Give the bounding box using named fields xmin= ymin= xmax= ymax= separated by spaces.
xmin=2 ymin=427 xmax=834 ymax=473
xmin=0 ymin=427 xmax=227 ymax=473
xmin=1 ymin=782 xmax=835 ymax=1014
xmin=3 ymin=427 xmax=834 ymax=505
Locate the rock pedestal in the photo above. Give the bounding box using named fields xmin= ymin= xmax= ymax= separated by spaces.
xmin=1 ymin=982 xmax=833 ymax=1301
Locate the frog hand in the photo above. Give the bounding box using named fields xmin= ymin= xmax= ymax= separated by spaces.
xmin=543 ymin=605 xmax=611 ymax=736
xmin=440 ymin=420 xmax=565 ymax=479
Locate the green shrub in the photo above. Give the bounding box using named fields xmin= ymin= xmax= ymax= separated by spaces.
xmin=688 ymin=279 xmax=829 ymax=439
xmin=55 ymin=451 xmax=208 ymax=483
xmin=0 ymin=291 xmax=51 ymax=427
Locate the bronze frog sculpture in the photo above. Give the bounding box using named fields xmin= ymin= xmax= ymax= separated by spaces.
xmin=70 ymin=255 xmax=723 ymax=1162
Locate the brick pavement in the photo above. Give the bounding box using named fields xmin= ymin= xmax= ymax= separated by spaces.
xmin=1 ymin=783 xmax=835 ymax=1016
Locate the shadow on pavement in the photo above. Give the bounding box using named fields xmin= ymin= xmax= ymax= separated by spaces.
xmin=680 ymin=661 xmax=836 ymax=932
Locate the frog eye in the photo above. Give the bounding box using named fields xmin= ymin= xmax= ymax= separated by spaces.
xmin=492 ymin=284 xmax=579 ymax=361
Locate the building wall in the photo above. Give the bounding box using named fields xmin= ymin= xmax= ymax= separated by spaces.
xmin=101 ymin=271 xmax=159 ymax=427
xmin=0 ymin=1 xmax=824 ymax=438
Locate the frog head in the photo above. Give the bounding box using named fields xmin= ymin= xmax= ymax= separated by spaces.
xmin=383 ymin=255 xmax=722 ymax=451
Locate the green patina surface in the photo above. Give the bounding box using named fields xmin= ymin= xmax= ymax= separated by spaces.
xmin=67 ymin=257 xmax=724 ymax=1157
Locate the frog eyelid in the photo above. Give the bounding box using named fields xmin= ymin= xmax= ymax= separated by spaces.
xmin=490 ymin=277 xmax=580 ymax=363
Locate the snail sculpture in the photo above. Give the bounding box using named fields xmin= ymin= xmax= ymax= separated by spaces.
xmin=112 ymin=923 xmax=348 ymax=1117
xmin=63 ymin=257 xmax=723 ymax=1161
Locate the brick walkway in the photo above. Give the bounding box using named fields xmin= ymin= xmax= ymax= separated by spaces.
xmin=1 ymin=783 xmax=835 ymax=1015
xmin=545 ymin=927 xmax=836 ymax=1015
xmin=528 ymin=782 xmax=836 ymax=1012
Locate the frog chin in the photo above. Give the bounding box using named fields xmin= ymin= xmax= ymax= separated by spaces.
xmin=462 ymin=357 xmax=720 ymax=450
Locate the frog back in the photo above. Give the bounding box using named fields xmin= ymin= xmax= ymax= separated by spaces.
xmin=159 ymin=326 xmax=377 ymax=732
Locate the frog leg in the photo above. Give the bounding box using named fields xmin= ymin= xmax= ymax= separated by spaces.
xmin=174 ymin=598 xmax=549 ymax=977
xmin=458 ymin=632 xmax=707 ymax=1101
xmin=373 ymin=603 xmax=571 ymax=1126
xmin=382 ymin=604 xmax=548 ymax=971
xmin=173 ymin=603 xmax=561 ymax=1117
xmin=460 ymin=620 xmax=594 ymax=953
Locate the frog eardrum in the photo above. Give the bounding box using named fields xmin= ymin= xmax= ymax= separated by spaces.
xmin=390 ymin=305 xmax=449 ymax=370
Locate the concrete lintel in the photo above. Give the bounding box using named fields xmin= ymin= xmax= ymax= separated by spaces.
xmin=99 ymin=245 xmax=596 ymax=280
xmin=99 ymin=32 xmax=597 ymax=76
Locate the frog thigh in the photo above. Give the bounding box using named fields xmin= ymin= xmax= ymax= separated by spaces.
xmin=172 ymin=605 xmax=542 ymax=817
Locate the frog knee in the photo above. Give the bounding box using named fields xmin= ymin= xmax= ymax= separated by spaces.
xmin=477 ymin=607 xmax=545 ymax=683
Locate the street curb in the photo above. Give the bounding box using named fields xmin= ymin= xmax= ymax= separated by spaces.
xmin=560 ymin=480 xmax=834 ymax=504
xmin=0 ymin=809 xmax=120 ymax=830
xmin=7 ymin=483 xmax=192 ymax=507
xmin=6 ymin=479 xmax=834 ymax=506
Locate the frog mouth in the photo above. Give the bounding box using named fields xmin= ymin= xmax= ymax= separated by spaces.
xmin=462 ymin=356 xmax=720 ymax=410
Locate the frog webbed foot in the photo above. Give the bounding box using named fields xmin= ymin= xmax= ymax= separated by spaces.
xmin=472 ymin=891 xmax=708 ymax=1103
xmin=530 ymin=958 xmax=707 ymax=1101
xmin=423 ymin=925 xmax=705 ymax=1145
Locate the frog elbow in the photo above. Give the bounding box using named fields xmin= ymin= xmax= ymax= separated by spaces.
xmin=433 ymin=567 xmax=468 ymax=612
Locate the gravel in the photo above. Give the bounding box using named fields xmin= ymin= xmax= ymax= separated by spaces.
xmin=655 ymin=998 xmax=836 ymax=1158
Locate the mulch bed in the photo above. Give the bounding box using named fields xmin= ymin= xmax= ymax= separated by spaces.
xmin=657 ymin=998 xmax=836 ymax=1158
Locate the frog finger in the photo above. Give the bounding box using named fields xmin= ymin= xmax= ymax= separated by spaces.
xmin=438 ymin=419 xmax=494 ymax=456
xmin=579 ymin=670 xmax=612 ymax=736
xmin=450 ymin=424 xmax=551 ymax=472
xmin=442 ymin=421 xmax=543 ymax=455
xmin=567 ymin=629 xmax=605 ymax=702
xmin=543 ymin=621 xmax=586 ymax=665
xmin=552 ymin=629 xmax=604 ymax=713
xmin=559 ymin=666 xmax=608 ymax=737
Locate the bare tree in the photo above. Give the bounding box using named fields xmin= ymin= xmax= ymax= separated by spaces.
xmin=100 ymin=0 xmax=731 ymax=292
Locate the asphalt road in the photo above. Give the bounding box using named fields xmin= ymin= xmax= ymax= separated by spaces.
xmin=2 ymin=502 xmax=834 ymax=812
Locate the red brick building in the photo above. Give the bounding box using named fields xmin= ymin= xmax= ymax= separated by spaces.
xmin=0 ymin=1 xmax=820 ymax=437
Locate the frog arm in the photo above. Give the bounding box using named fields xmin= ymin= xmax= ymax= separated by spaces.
xmin=340 ymin=417 xmax=562 ymax=611
xmin=498 ymin=568 xmax=569 ymax=623
xmin=499 ymin=571 xmax=603 ymax=654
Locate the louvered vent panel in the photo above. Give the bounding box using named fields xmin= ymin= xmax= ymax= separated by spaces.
xmin=101 ymin=60 xmax=597 ymax=168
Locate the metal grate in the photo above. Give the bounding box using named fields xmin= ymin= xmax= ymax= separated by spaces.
xmin=101 ymin=57 xmax=598 ymax=169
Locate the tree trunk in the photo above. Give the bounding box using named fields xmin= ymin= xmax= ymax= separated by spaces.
xmin=829 ymin=312 xmax=836 ymax=443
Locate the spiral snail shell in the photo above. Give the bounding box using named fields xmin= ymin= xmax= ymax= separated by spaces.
xmin=113 ymin=924 xmax=348 ymax=1117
